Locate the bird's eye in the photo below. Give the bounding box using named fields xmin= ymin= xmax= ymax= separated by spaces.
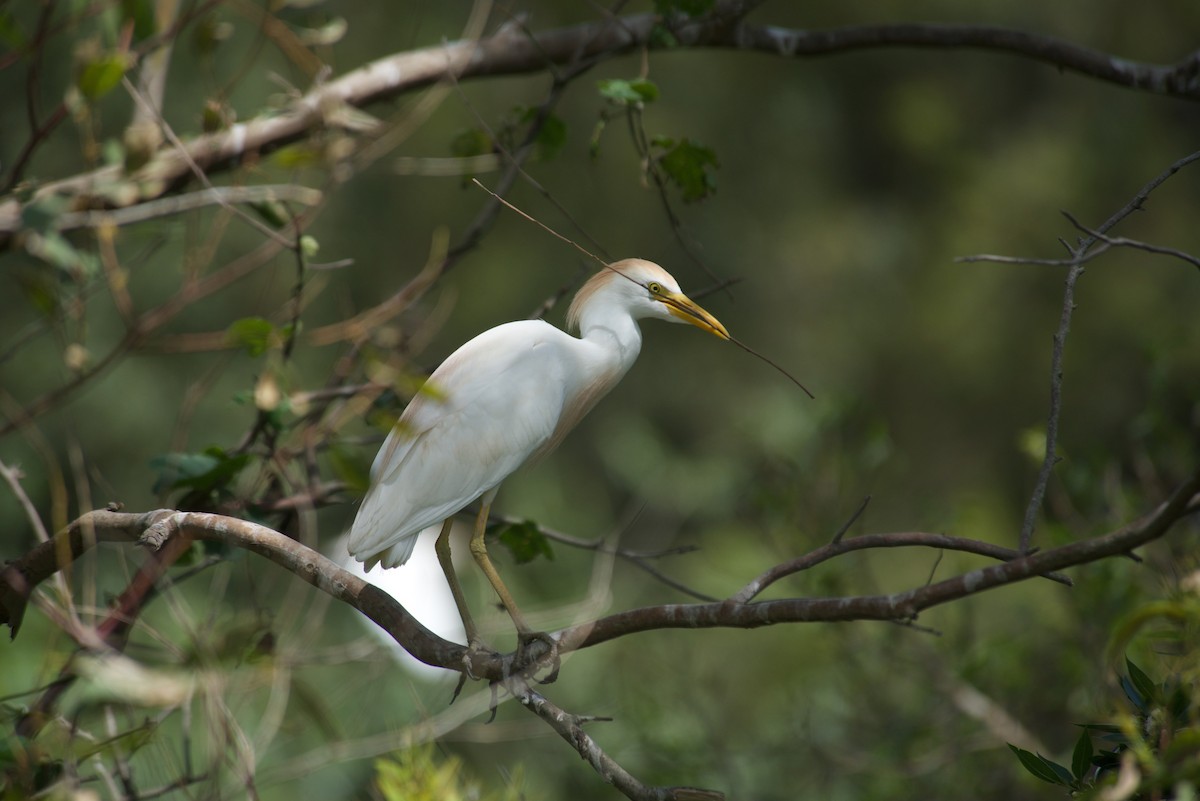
xmin=647 ymin=282 xmax=663 ymax=295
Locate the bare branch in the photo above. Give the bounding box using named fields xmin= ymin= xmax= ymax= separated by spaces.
xmin=732 ymin=531 xmax=1073 ymax=605
xmin=559 ymin=469 xmax=1200 ymax=652
xmin=511 ymin=678 xmax=725 ymax=801
xmin=5 ymin=9 xmax=1199 ymax=248
xmin=1014 ymin=149 xmax=1200 ymax=552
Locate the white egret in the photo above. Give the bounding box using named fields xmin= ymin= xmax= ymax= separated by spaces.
xmin=347 ymin=258 xmax=728 ymax=645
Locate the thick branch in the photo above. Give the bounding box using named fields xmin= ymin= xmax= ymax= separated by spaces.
xmin=557 ymin=470 xmax=1200 ymax=652
xmin=1 ymin=509 xmax=509 ymax=680
xmin=3 ymin=8 xmax=1198 ymax=246
xmin=8 ymin=470 xmax=1197 ymax=670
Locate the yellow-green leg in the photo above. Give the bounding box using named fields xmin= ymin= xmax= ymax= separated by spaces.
xmin=467 ymin=495 xmax=532 ymax=635
xmin=435 ymin=518 xmax=479 ymax=645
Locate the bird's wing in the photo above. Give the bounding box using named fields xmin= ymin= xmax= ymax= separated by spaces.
xmin=347 ymin=321 xmax=576 ymax=567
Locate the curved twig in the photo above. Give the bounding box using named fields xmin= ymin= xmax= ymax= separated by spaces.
xmin=732 ymin=531 xmax=1074 ymax=605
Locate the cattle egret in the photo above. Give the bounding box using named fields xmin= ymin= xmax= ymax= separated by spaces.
xmin=348 ymin=259 xmax=728 ymax=647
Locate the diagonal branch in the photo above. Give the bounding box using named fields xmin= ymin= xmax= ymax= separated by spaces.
xmin=511 ymin=677 xmax=725 ymax=801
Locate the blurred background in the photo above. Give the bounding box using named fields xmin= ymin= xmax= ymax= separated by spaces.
xmin=2 ymin=1 xmax=1199 ymax=799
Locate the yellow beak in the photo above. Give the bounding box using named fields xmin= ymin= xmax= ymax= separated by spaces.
xmin=661 ymin=291 xmax=730 ymax=340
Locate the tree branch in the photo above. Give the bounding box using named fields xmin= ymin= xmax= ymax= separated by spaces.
xmin=557 ymin=468 xmax=1200 ymax=652
xmin=4 ymin=8 xmax=1198 ymax=248
xmin=511 ymin=678 xmax=725 ymax=801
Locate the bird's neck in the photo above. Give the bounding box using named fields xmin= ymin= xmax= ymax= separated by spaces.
xmin=576 ymin=308 xmax=643 ymax=375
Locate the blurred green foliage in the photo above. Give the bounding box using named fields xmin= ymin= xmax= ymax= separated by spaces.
xmin=1 ymin=0 xmax=1198 ymax=799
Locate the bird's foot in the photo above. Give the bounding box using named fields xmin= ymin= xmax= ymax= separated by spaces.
xmin=450 ymin=638 xmax=496 ymax=704
xmin=514 ymin=629 xmax=560 ymax=684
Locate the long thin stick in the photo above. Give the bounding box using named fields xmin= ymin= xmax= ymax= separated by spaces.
xmin=470 ymin=178 xmax=815 ymax=399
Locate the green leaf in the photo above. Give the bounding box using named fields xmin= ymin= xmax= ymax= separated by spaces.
xmin=149 ymin=448 xmax=250 ymax=495
xmin=20 ymin=196 xmax=67 ymax=234
xmin=450 ymin=127 xmax=492 ymax=159
xmin=1119 ymin=675 xmax=1148 ymax=714
xmin=226 ymin=316 xmax=276 ymax=357
xmin=327 ymin=444 xmax=370 ymax=495
xmin=598 ymin=78 xmax=659 ymax=105
xmin=270 ymin=143 xmax=323 ymax=170
xmin=26 ymin=231 xmax=101 ymax=277
xmin=531 ymin=111 xmax=567 ymax=161
xmin=1125 ymin=657 xmax=1157 ymax=707
xmin=77 ymin=52 xmax=129 ymax=100
xmin=598 ymin=78 xmax=640 ymax=104
xmin=1071 ymin=729 xmax=1094 ymax=780
xmin=630 ymin=79 xmax=660 ymax=102
xmin=656 ymin=137 xmax=719 ymax=202
xmin=1007 ymin=744 xmax=1072 ymax=786
xmin=120 ymin=0 xmax=156 ymax=42
xmin=0 ymin=12 xmax=26 ymax=50
xmin=494 ymin=520 xmax=554 ymax=565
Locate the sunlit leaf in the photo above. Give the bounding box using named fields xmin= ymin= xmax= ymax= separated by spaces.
xmin=226 ymin=316 xmax=276 ymax=357
xmin=77 ymin=52 xmax=129 ymax=100
xmin=26 ymin=231 xmax=101 ymax=277
xmin=597 ymin=77 xmax=660 ymax=106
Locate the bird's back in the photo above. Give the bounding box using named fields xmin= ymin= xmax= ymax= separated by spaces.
xmin=347 ymin=319 xmax=613 ymax=569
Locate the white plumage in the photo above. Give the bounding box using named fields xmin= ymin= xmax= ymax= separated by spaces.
xmin=346 ymin=258 xmax=728 ymax=637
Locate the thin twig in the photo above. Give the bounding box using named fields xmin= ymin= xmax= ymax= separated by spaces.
xmin=1015 ymin=150 xmax=1200 ymax=552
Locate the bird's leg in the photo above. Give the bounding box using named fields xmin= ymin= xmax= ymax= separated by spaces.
xmin=468 ymin=500 xmax=560 ymax=680
xmin=434 ymin=518 xmax=479 ymax=647
xmin=468 ymin=498 xmax=532 ymax=634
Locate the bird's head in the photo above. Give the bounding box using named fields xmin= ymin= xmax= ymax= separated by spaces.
xmin=568 ymin=259 xmax=730 ymax=339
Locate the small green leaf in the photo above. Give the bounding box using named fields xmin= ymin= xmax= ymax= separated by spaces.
xmin=77 ymin=53 xmax=129 ymax=100
xmin=450 ymin=128 xmax=492 ymax=159
xmin=327 ymin=444 xmax=370 ymax=495
xmin=656 ymin=137 xmax=719 ymax=202
xmin=300 ymin=234 xmax=319 ymax=258
xmin=270 ymin=143 xmax=323 ymax=169
xmin=1125 ymin=658 xmax=1157 ymax=707
xmin=1007 ymin=744 xmax=1072 ymax=786
xmin=649 ymin=24 xmax=678 ymax=48
xmin=533 ymin=112 xmax=567 ymax=161
xmin=120 ymin=0 xmax=156 ymax=42
xmin=226 ymin=316 xmax=276 ymax=357
xmin=0 ymin=11 xmax=26 ymax=49
xmin=629 ymin=79 xmax=660 ymax=102
xmin=21 ymin=196 xmax=67 ymax=234
xmin=494 ymin=520 xmax=554 ymax=565
xmin=26 ymin=231 xmax=101 ymax=277
xmin=598 ymin=78 xmax=643 ymax=105
xmin=1071 ymin=729 xmax=1093 ymax=780
xmin=149 ymin=448 xmax=250 ymax=495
